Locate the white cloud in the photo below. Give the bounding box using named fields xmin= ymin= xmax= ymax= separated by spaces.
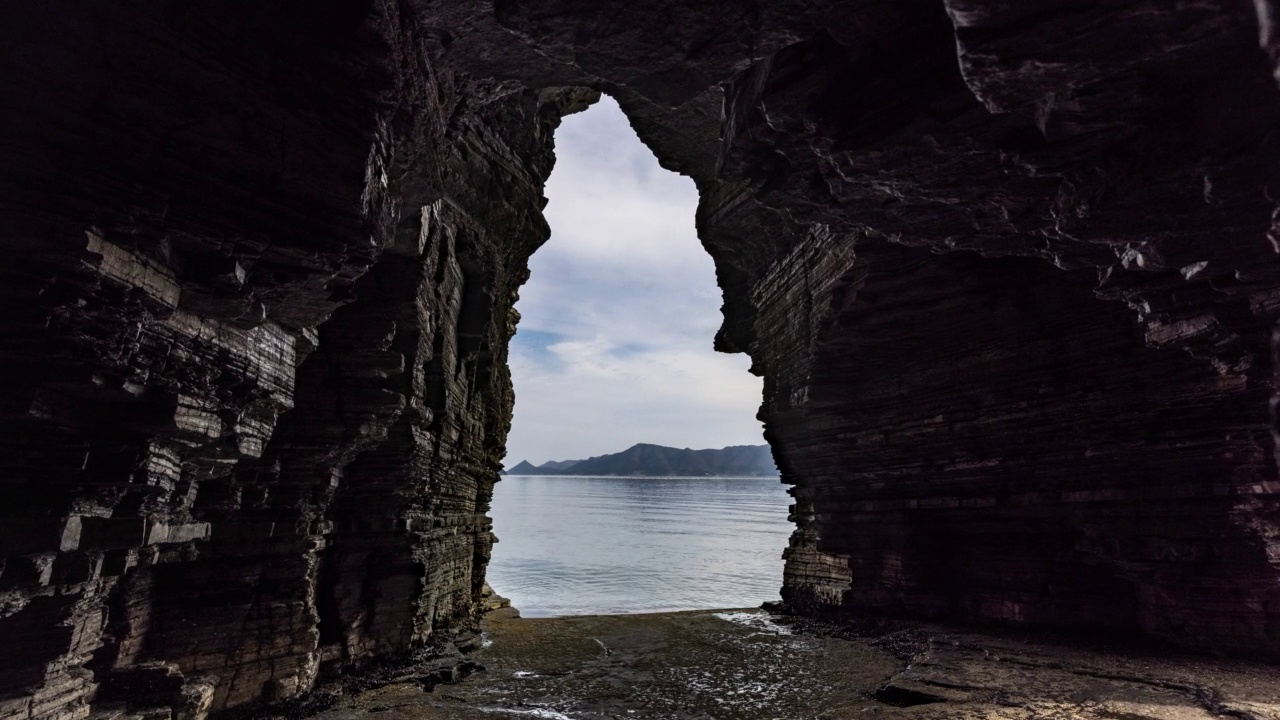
xmin=504 ymin=96 xmax=765 ymax=466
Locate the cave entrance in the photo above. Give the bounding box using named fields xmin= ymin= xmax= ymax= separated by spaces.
xmin=489 ymin=95 xmax=790 ymax=617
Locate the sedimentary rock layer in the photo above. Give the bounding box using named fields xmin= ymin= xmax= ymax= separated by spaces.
xmin=4 ymin=2 xmax=1280 ymax=720
xmin=0 ymin=3 xmax=589 ymax=718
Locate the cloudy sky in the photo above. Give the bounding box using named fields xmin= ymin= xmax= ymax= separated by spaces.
xmin=503 ymin=96 xmax=765 ymax=467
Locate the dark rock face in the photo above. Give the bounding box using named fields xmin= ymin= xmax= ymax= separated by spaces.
xmin=4 ymin=2 xmax=1280 ymax=719
xmin=0 ymin=3 xmax=590 ymax=718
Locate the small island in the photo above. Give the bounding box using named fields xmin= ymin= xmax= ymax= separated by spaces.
xmin=503 ymin=442 xmax=778 ymax=477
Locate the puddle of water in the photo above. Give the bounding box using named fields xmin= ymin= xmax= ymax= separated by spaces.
xmin=476 ymin=707 xmax=577 ymax=720
xmin=871 ymin=685 xmax=949 ymax=707
xmin=711 ymin=611 xmax=793 ymax=635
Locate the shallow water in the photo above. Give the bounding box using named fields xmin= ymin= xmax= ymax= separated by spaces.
xmin=488 ymin=475 xmax=792 ymax=617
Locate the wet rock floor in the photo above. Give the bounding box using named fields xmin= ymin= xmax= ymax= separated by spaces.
xmin=311 ymin=609 xmax=1280 ymax=720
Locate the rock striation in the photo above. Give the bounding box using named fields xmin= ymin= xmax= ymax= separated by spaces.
xmin=5 ymin=2 xmax=1280 ymax=720
xmin=0 ymin=4 xmax=591 ymax=718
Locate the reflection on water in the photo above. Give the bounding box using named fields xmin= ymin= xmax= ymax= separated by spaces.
xmin=488 ymin=475 xmax=792 ymax=617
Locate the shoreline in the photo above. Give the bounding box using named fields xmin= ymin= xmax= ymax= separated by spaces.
xmin=291 ymin=601 xmax=1280 ymax=720
xmin=498 ymin=474 xmax=783 ymax=479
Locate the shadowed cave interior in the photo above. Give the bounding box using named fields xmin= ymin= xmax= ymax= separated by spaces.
xmin=4 ymin=1 xmax=1280 ymax=719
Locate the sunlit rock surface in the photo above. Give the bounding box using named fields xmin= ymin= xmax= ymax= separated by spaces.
xmin=4 ymin=2 xmax=1280 ymax=719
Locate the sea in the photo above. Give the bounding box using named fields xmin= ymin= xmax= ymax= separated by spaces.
xmin=487 ymin=475 xmax=794 ymax=617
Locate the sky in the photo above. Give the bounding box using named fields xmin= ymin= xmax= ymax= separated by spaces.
xmin=503 ymin=96 xmax=766 ymax=468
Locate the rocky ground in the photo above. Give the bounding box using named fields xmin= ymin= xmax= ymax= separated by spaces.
xmin=301 ymin=605 xmax=1280 ymax=720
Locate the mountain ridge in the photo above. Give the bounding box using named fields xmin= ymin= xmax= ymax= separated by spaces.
xmin=503 ymin=442 xmax=778 ymax=477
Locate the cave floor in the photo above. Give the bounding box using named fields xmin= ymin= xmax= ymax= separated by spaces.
xmin=309 ymin=609 xmax=1280 ymax=720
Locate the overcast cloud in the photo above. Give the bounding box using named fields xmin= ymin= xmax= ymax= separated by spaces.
xmin=503 ymin=96 xmax=765 ymax=467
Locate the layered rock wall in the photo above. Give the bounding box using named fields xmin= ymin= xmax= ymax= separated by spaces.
xmin=0 ymin=3 xmax=589 ymax=719
xmin=6 ymin=2 xmax=1280 ymax=720
xmin=445 ymin=0 xmax=1280 ymax=654
xmin=709 ymin=3 xmax=1280 ymax=654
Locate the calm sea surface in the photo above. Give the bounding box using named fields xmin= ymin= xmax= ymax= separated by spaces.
xmin=488 ymin=475 xmax=793 ymax=617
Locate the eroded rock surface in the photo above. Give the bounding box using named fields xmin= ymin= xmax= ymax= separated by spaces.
xmin=4 ymin=2 xmax=1280 ymax=720
xmin=302 ymin=609 xmax=1280 ymax=720
xmin=1 ymin=4 xmax=590 ymax=719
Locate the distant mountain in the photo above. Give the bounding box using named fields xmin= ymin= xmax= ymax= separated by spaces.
xmin=504 ymin=443 xmax=777 ymax=477
xmin=539 ymin=459 xmax=580 ymax=471
xmin=503 ymin=460 xmax=541 ymax=475
xmin=499 ymin=458 xmax=580 ymax=475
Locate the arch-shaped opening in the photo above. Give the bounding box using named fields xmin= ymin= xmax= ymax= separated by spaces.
xmin=490 ymin=95 xmax=792 ymax=616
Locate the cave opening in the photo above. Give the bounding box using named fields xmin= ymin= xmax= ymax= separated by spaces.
xmin=489 ymin=95 xmax=791 ymax=617
xmin=9 ymin=4 xmax=1280 ymax=720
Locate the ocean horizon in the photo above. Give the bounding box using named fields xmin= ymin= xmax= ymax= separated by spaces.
xmin=488 ymin=474 xmax=793 ymax=617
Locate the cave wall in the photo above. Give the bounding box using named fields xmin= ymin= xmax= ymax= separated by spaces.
xmin=0 ymin=2 xmax=590 ymax=718
xmin=5 ymin=1 xmax=1280 ymax=719
xmin=774 ymin=244 xmax=1275 ymax=648
xmin=445 ymin=0 xmax=1280 ymax=654
xmin=707 ymin=3 xmax=1280 ymax=653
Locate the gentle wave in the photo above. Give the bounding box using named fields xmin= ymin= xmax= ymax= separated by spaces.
xmin=488 ymin=475 xmax=792 ymax=617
